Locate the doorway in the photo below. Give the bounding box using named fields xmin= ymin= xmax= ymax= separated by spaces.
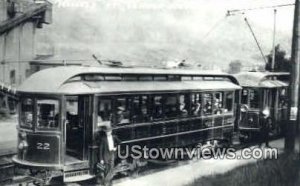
xmin=65 ymin=96 xmax=93 ymax=163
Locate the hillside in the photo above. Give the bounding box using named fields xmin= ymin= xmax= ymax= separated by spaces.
xmin=36 ymin=0 xmax=294 ymax=70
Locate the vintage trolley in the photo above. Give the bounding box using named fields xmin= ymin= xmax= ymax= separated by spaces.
xmin=13 ymin=66 xmax=241 ymax=184
xmin=235 ymin=71 xmax=290 ymax=141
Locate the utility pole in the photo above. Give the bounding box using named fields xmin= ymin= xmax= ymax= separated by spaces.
xmin=271 ymin=9 xmax=277 ymax=71
xmin=285 ymin=0 xmax=300 ymax=151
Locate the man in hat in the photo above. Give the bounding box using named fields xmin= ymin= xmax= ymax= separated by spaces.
xmin=259 ymin=109 xmax=271 ymax=148
xmin=116 ymin=106 xmax=125 ymax=124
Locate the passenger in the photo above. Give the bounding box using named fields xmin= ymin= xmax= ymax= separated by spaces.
xmin=153 ymin=100 xmax=163 ymax=119
xmin=215 ymin=103 xmax=223 ymax=115
xmin=179 ymin=102 xmax=188 ymax=117
xmin=132 ymin=100 xmax=140 ymax=123
xmin=192 ymin=102 xmax=201 ymax=115
xmin=204 ymin=101 xmax=212 ymax=115
xmin=140 ymin=106 xmax=149 ymax=122
xmin=259 ymin=110 xmax=271 ymax=148
xmin=116 ymin=106 xmax=125 ymax=124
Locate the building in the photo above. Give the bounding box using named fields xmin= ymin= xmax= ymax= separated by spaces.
xmin=0 ymin=0 xmax=52 ymax=115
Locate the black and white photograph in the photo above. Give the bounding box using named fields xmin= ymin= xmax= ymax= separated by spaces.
xmin=0 ymin=0 xmax=299 ymax=185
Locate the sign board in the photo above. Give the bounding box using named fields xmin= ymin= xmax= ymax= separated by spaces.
xmin=290 ymin=107 xmax=298 ymax=121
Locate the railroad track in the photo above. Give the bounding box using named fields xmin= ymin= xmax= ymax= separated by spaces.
xmin=0 ymin=136 xmax=282 ymax=185
xmin=0 ymin=152 xmax=16 ymax=185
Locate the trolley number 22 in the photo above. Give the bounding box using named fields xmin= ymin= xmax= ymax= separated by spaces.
xmin=37 ymin=142 xmax=50 ymax=150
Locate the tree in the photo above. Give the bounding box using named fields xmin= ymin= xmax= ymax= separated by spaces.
xmin=266 ymin=44 xmax=291 ymax=72
xmin=228 ymin=60 xmax=242 ymax=74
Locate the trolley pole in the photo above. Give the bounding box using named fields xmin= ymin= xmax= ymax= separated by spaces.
xmin=285 ymin=0 xmax=300 ymax=151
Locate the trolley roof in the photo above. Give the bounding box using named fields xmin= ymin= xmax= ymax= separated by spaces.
xmin=235 ymin=71 xmax=289 ymax=88
xmin=18 ymin=66 xmax=241 ymax=94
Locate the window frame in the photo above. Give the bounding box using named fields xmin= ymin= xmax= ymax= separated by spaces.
xmin=19 ymin=96 xmax=35 ymax=130
xmin=36 ymin=97 xmax=61 ymax=131
xmin=19 ymin=94 xmax=62 ymax=132
xmin=249 ymin=88 xmax=260 ymax=109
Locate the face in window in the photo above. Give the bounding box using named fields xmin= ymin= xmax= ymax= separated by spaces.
xmin=203 ymin=93 xmax=213 ymax=115
xmin=37 ymin=99 xmax=59 ymax=129
xmin=98 ymin=99 xmax=112 ymax=122
xmin=153 ymin=96 xmax=163 ymax=119
xmin=20 ymin=98 xmax=33 ymax=128
xmin=241 ymin=89 xmax=248 ymax=104
xmin=191 ymin=94 xmax=202 ymax=116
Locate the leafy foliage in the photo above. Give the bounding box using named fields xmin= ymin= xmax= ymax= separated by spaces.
xmin=228 ymin=60 xmax=242 ymax=74
xmin=266 ymin=45 xmax=291 ymax=72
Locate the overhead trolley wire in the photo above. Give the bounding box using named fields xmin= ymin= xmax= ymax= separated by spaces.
xmin=201 ymin=16 xmax=228 ymax=40
xmin=227 ymin=3 xmax=294 ymax=16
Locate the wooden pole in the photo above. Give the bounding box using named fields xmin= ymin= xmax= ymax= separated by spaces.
xmin=271 ymin=9 xmax=277 ymax=71
xmin=285 ymin=0 xmax=300 ymax=151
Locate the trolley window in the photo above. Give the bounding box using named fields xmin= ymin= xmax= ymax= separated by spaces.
xmin=37 ymin=99 xmax=59 ymax=129
xmin=279 ymin=88 xmax=288 ymax=108
xmin=214 ymin=92 xmax=224 ymax=114
xmin=193 ymin=76 xmax=203 ymax=81
xmin=115 ymin=97 xmax=130 ymax=124
xmin=123 ymin=75 xmax=138 ymax=81
xmin=152 ymin=95 xmax=163 ymax=120
xmin=130 ymin=95 xmax=150 ymax=123
xmin=139 ymin=76 xmax=153 ymax=81
xmin=249 ymin=89 xmax=259 ymax=108
xmin=165 ymin=95 xmax=178 ymax=118
xmin=203 ymin=93 xmax=213 ymax=115
xmin=153 ymin=75 xmax=167 ymax=81
xmin=97 ymin=98 xmax=112 ymax=126
xmin=225 ymin=92 xmax=234 ymax=112
xmin=181 ymin=76 xmax=192 ymax=81
xmin=241 ymin=89 xmax=248 ymax=104
xmin=66 ymin=97 xmax=79 ymax=128
xmin=140 ymin=95 xmax=150 ymax=122
xmin=179 ymin=94 xmax=189 ymax=117
xmin=83 ymin=74 xmax=104 ymax=81
xmin=191 ymin=93 xmax=202 ymax=116
xmin=20 ymin=98 xmax=34 ymax=128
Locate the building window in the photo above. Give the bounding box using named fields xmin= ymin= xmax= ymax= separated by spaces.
xmin=7 ymin=0 xmax=16 ymax=18
xmin=10 ymin=70 xmax=15 ymax=84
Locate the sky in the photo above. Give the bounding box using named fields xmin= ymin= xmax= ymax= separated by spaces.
xmin=37 ymin=0 xmax=296 ymax=70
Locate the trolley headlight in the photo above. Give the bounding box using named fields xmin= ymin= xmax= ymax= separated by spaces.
xmin=262 ymin=108 xmax=270 ymax=117
xmin=20 ymin=132 xmax=27 ymax=140
xmin=18 ymin=140 xmax=28 ymax=150
xmin=248 ymin=116 xmax=253 ymax=123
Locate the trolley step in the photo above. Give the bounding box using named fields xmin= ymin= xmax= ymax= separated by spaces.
xmin=64 ymin=169 xmax=94 ymax=182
